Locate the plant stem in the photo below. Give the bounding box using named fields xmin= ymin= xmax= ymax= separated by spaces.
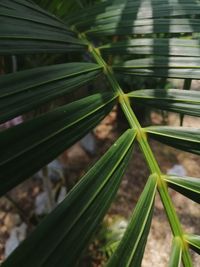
xmin=77 ymin=32 xmax=193 ymax=267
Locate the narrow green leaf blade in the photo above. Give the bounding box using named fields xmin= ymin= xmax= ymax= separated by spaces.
xmin=128 ymin=89 xmax=200 ymax=117
xmin=0 ymin=62 xmax=102 ymax=123
xmin=85 ymin=19 xmax=200 ymax=37
xmin=164 ymin=175 xmax=200 ymax=203
xmin=2 ymin=129 xmax=136 ymax=267
xmin=0 ymin=92 xmax=116 ymax=196
xmin=168 ymin=237 xmax=182 ymax=267
xmin=106 ymin=174 xmax=157 ymax=267
xmin=0 ymin=0 xmax=85 ymax=54
xmin=184 ymin=234 xmax=200 ymax=255
xmin=100 ymin=39 xmax=200 ymax=58
xmin=114 ymin=57 xmax=200 ymax=80
xmin=146 ymin=126 xmax=200 ymax=155
xmin=69 ymin=1 xmax=200 ymax=35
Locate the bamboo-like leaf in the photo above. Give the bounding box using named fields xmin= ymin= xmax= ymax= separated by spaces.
xmin=128 ymin=89 xmax=200 ymax=117
xmin=163 ymin=175 xmax=200 ymax=203
xmin=0 ymin=93 xmax=116 ymax=196
xmin=184 ymin=234 xmax=200 ymax=255
xmin=100 ymin=39 xmax=200 ymax=58
xmin=106 ymin=174 xmax=157 ymax=267
xmin=146 ymin=126 xmax=200 ymax=155
xmin=0 ymin=62 xmax=102 ymax=123
xmin=2 ymin=129 xmax=136 ymax=267
xmin=0 ymin=0 xmax=85 ymax=54
xmin=114 ymin=57 xmax=200 ymax=80
xmin=168 ymin=237 xmax=182 ymax=267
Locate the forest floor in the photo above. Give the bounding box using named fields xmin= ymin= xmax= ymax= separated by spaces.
xmin=0 ymin=82 xmax=200 ymax=266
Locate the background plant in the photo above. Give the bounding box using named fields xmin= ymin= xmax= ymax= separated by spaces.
xmin=0 ymin=0 xmax=200 ymax=266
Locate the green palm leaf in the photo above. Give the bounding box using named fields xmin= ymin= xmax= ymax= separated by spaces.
xmin=114 ymin=57 xmax=200 ymax=79
xmin=84 ymin=19 xmax=200 ymax=37
xmin=163 ymin=175 xmax=200 ymax=203
xmin=128 ymin=89 xmax=200 ymax=117
xmin=0 ymin=0 xmax=85 ymax=54
xmin=68 ymin=1 xmax=200 ymax=33
xmin=0 ymin=62 xmax=102 ymax=123
xmin=100 ymin=39 xmax=200 ymax=57
xmin=1 ymin=129 xmax=136 ymax=267
xmin=146 ymin=126 xmax=200 ymax=155
xmin=0 ymin=0 xmax=199 ymax=266
xmin=184 ymin=234 xmax=200 ymax=255
xmin=0 ymin=92 xmax=116 ymax=196
xmin=106 ymin=174 xmax=157 ymax=267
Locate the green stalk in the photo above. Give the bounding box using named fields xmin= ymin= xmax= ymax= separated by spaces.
xmin=77 ymin=32 xmax=193 ymax=267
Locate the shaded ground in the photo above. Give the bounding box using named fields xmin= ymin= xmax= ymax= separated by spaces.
xmin=0 ymin=105 xmax=199 ymax=266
